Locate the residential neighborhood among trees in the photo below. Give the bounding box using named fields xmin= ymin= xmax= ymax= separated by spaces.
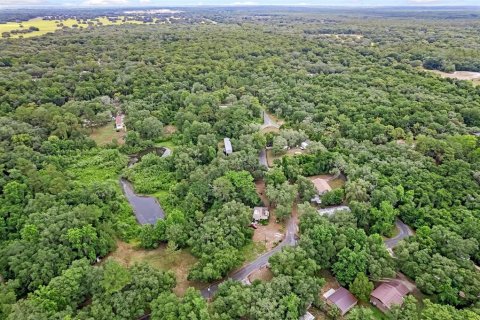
xmin=0 ymin=5 xmax=479 ymax=320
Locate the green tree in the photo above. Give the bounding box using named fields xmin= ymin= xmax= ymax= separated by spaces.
xmin=349 ymin=272 xmax=373 ymax=302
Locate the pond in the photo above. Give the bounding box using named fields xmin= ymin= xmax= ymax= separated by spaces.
xmin=121 ymin=146 xmax=171 ymax=225
xmin=120 ymin=178 xmax=165 ymax=225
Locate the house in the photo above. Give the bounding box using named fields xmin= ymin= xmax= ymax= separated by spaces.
xmin=115 ymin=115 xmax=124 ymax=131
xmin=252 ymin=207 xmax=269 ymax=222
xmin=323 ymin=287 xmax=358 ymax=316
xmin=299 ymin=311 xmax=315 ymax=320
xmin=310 ymin=178 xmax=332 ymax=204
xmin=370 ymin=280 xmax=410 ymax=313
xmin=318 ymin=205 xmax=351 ymax=216
xmin=224 ymin=138 xmax=233 ymax=155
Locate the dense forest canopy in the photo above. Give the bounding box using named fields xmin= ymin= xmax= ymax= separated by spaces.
xmin=0 ymin=6 xmax=479 ymax=320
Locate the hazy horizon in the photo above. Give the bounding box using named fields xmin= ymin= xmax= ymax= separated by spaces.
xmin=1 ymin=0 xmax=480 ymax=9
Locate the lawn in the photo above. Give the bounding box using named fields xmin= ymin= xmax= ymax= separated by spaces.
xmin=89 ymin=123 xmax=126 ymax=146
xmin=239 ymin=241 xmax=267 ymax=264
xmin=107 ymin=240 xmax=201 ymax=296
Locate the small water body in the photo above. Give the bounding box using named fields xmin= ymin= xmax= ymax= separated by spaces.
xmin=127 ymin=147 xmax=168 ymax=166
xmin=121 ymin=147 xmax=170 ymax=225
xmin=119 ymin=179 xmax=165 ymax=225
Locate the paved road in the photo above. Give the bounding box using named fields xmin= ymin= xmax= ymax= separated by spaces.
xmin=201 ymin=214 xmax=298 ymax=298
xmin=384 ymin=219 xmax=414 ymax=249
xmin=258 ymin=149 xmax=268 ymax=167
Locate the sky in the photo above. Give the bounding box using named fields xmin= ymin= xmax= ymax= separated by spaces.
xmin=1 ymin=0 xmax=479 ymax=7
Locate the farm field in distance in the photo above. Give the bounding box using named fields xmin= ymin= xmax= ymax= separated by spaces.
xmin=0 ymin=15 xmax=159 ymax=38
xmin=0 ymin=5 xmax=479 ymax=320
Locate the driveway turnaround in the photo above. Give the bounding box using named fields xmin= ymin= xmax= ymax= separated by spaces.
xmin=384 ymin=219 xmax=414 ymax=249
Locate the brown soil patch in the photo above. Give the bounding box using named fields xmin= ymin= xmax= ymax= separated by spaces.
xmin=252 ymin=220 xmax=284 ymax=250
xmin=89 ymin=123 xmax=126 ymax=146
xmin=255 ymin=180 xmax=269 ymax=206
xmin=319 ymin=270 xmax=341 ymax=294
xmin=163 ymin=125 xmax=177 ymax=136
xmin=248 ymin=266 xmax=273 ymax=283
xmin=424 ymin=68 xmax=480 ymax=86
xmin=261 ymin=126 xmax=280 ymax=134
xmin=253 ymin=180 xmax=284 ymax=250
xmin=107 ymin=240 xmax=200 ymax=296
xmin=307 ymin=174 xmax=346 ymax=189
xmin=265 ymin=111 xmax=285 ymax=126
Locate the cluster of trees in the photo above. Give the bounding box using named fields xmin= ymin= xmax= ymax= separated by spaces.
xmin=1 ymin=6 xmax=479 ymax=319
xmin=2 ymin=259 xmax=176 ymax=319
xmin=298 ymin=204 xmax=396 ymax=288
xmin=395 ymin=226 xmax=480 ymax=307
xmin=210 ymin=246 xmax=324 ymax=320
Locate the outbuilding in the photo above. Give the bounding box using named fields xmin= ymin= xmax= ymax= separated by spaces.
xmin=370 ymin=280 xmax=410 ymax=313
xmin=224 ymin=138 xmax=233 ymax=155
xmin=323 ymin=287 xmax=358 ymax=316
xmin=299 ymin=311 xmax=315 ymax=320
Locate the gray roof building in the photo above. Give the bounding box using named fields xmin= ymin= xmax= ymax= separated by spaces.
xmin=224 ymin=138 xmax=233 ymax=155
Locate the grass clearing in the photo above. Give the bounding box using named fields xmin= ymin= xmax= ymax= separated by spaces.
xmin=1 ymin=16 xmax=158 ymax=39
xmin=89 ymin=123 xmax=126 ymax=146
xmin=248 ymin=266 xmax=273 ymax=283
xmin=107 ymin=240 xmax=201 ymax=296
xmin=239 ymin=241 xmax=267 ymax=263
xmin=266 ymin=147 xmax=307 ymax=167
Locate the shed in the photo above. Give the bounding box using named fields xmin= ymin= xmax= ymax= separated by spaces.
xmin=311 ymin=178 xmax=331 ymax=195
xmin=325 ymin=287 xmax=357 ymax=316
xmin=300 ymin=141 xmax=309 ymax=150
xmin=370 ymin=281 xmax=410 ymax=313
xmin=253 ymin=207 xmax=269 ymax=221
xmin=299 ymin=311 xmax=315 ymax=320
xmin=224 ymin=138 xmax=233 ymax=155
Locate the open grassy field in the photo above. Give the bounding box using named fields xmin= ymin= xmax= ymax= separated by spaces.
xmin=0 ymin=16 xmax=156 ymax=39
xmin=89 ymin=123 xmax=126 ymax=146
xmin=108 ymin=240 xmax=201 ymax=296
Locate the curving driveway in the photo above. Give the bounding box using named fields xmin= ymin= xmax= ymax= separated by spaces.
xmin=384 ymin=219 xmax=414 ymax=249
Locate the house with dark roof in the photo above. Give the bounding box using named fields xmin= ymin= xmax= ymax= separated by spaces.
xmin=323 ymin=287 xmax=358 ymax=316
xmin=370 ymin=280 xmax=410 ymax=313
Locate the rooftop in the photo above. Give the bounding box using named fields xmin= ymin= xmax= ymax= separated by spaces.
xmin=312 ymin=178 xmax=332 ymax=194
xmin=326 ymin=287 xmax=358 ymax=316
xmin=371 ymin=280 xmax=409 ymax=310
xmin=224 ymin=137 xmax=233 ymax=154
